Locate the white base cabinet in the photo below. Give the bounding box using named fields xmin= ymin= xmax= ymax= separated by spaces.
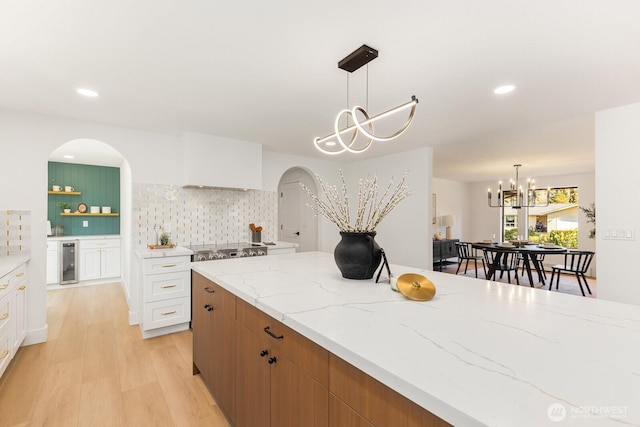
xmin=139 ymin=255 xmax=191 ymax=338
xmin=0 ymin=261 xmax=28 ymax=379
xmin=79 ymin=238 xmax=121 ymax=281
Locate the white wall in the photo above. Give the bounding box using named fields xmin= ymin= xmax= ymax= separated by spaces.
xmin=595 ymin=102 xmax=640 ymax=305
xmin=345 ymin=148 xmax=433 ymax=269
xmin=433 ymin=178 xmax=470 ymax=241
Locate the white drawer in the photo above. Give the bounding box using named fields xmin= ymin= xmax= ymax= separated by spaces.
xmin=81 ymin=239 xmax=121 ymax=250
xmin=47 ymin=241 xmax=58 ymax=251
xmin=143 ymin=271 xmax=190 ymax=302
xmin=142 ymin=297 xmax=191 ymax=331
xmin=143 ymin=256 xmax=191 ymax=275
xmin=0 ymin=322 xmax=13 ymax=377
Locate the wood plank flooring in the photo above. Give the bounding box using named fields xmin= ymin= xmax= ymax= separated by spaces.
xmin=0 ymin=283 xmax=230 ymax=427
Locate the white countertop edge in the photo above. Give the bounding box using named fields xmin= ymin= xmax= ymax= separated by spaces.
xmin=47 ymin=235 xmax=121 ymax=241
xmin=135 ymin=246 xmax=193 ymax=258
xmin=0 ymin=254 xmax=30 ymax=277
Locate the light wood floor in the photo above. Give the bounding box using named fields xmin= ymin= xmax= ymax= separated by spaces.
xmin=0 ymin=283 xmax=230 ymax=427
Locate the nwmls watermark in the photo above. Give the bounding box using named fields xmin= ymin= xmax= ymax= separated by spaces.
xmin=547 ymin=403 xmax=629 ymax=422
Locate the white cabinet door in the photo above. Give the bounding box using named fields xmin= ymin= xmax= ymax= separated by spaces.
xmin=101 ymin=247 xmax=121 ymax=278
xmin=79 ymin=248 xmax=101 ymax=281
xmin=13 ymin=282 xmax=26 ymax=349
xmin=46 ymin=242 xmax=59 ymax=284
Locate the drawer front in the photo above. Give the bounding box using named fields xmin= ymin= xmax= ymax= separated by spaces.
xmin=142 ymin=297 xmax=191 ymax=331
xmin=47 ymin=241 xmax=59 ymax=251
xmin=81 ymin=239 xmax=121 ymax=250
xmin=236 ymin=298 xmax=328 ymax=387
xmin=143 ymin=256 xmax=191 ymax=275
xmin=143 ymin=271 xmax=190 ymax=302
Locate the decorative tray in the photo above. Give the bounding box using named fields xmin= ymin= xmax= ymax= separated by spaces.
xmin=147 ymin=244 xmax=176 ymax=249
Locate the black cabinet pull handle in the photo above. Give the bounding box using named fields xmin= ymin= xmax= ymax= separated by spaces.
xmin=260 ymin=349 xmax=269 ymax=357
xmin=263 ymin=326 xmax=284 ymax=340
xmin=204 ymin=304 xmax=213 ymax=311
xmin=268 ymin=357 xmax=277 ymax=364
xmin=204 ymin=287 xmax=215 ymax=293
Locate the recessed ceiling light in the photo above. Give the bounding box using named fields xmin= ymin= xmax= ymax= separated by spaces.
xmin=494 ymin=85 xmax=516 ymax=95
xmin=63 ymin=155 xmax=75 ymax=159
xmin=76 ymin=88 xmax=99 ymax=97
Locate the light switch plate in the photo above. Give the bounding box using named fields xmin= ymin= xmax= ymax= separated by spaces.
xmin=83 ymin=220 xmax=88 ymax=227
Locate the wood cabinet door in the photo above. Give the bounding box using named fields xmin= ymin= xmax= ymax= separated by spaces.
xmin=192 ymin=275 xmax=213 ymax=383
xmin=329 ymin=393 xmax=373 ymax=427
xmin=210 ymin=290 xmax=236 ymax=423
xmin=235 ymin=324 xmax=270 ymax=427
xmin=270 ymin=353 xmax=329 ymax=427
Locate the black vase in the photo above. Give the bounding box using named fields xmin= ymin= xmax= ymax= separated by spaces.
xmin=334 ymin=231 xmax=382 ymax=280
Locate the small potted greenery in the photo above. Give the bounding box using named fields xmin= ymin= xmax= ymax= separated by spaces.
xmin=57 ymin=202 xmax=72 ymax=214
xmin=160 ymin=232 xmax=170 ymax=246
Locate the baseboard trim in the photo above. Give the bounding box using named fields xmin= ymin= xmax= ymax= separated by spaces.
xmin=22 ymin=325 xmax=48 ymax=346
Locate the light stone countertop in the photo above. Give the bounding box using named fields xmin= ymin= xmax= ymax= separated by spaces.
xmin=47 ymin=235 xmax=121 ymax=241
xmin=135 ymin=245 xmax=193 ymax=259
xmin=191 ymin=251 xmax=640 ymax=427
xmin=0 ymin=254 xmax=30 ymax=278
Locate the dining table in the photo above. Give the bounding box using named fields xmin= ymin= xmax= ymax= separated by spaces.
xmin=472 ymin=242 xmax=568 ymax=286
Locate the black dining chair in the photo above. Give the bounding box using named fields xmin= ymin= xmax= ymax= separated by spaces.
xmin=549 ymin=251 xmax=595 ymax=296
xmin=455 ymin=242 xmax=486 ymax=278
xmin=482 ymin=248 xmax=520 ymax=285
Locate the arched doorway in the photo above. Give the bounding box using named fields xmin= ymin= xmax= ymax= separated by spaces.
xmin=47 ymin=139 xmax=131 ymax=292
xmin=277 ymin=167 xmax=318 ymax=252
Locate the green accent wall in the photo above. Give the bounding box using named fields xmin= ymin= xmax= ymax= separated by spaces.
xmin=48 ymin=162 xmax=120 ymax=236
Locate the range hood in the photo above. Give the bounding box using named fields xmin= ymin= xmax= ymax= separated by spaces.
xmin=181 ymin=132 xmax=262 ymax=190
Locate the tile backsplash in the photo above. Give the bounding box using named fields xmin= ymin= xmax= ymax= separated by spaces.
xmin=1 ymin=210 xmax=31 ymax=256
xmin=133 ymin=183 xmax=277 ymax=247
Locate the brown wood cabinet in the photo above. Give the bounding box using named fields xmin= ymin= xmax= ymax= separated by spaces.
xmin=329 ymin=354 xmax=451 ymax=427
xmin=192 ymin=273 xmax=451 ymax=427
xmin=235 ymin=298 xmax=329 ymax=427
xmin=191 ymin=272 xmax=236 ymax=424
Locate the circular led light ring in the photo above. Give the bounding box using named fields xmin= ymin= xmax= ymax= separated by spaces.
xmin=352 ymin=102 xmax=418 ymax=142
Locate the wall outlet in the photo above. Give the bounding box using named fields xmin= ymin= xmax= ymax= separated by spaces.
xmin=83 ymin=220 xmax=89 ymax=228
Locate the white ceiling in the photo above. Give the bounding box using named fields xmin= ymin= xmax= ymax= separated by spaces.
xmin=3 ymin=1 xmax=640 ymax=181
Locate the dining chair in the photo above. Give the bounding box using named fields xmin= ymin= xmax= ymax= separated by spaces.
xmin=482 ymin=248 xmax=520 ymax=285
xmin=521 ymin=253 xmax=547 ymax=280
xmin=455 ymin=242 xmax=486 ymax=278
xmin=549 ymin=251 xmax=594 ymax=296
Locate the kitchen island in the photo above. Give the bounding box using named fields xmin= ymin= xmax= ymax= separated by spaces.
xmin=192 ymin=252 xmax=640 ymax=426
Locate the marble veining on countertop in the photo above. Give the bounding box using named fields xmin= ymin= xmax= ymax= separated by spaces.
xmin=192 ymin=251 xmax=640 ymax=427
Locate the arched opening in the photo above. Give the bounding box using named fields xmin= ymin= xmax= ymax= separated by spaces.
xmin=277 ymin=167 xmax=319 ymax=252
xmin=47 ymin=139 xmax=132 ymax=296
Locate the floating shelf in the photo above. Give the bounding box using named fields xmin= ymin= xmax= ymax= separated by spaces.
xmin=48 ymin=191 xmax=82 ymax=195
xmin=60 ymin=213 xmax=119 ymax=217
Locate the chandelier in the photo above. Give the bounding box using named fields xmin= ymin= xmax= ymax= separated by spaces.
xmin=487 ymin=164 xmax=550 ymax=209
xmin=314 ymin=45 xmax=419 ymax=155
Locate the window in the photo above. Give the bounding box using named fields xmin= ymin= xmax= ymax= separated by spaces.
xmin=501 ymin=187 xmax=579 ymax=247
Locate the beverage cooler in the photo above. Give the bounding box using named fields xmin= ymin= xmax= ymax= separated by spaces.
xmin=60 ymin=240 xmax=79 ymax=284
